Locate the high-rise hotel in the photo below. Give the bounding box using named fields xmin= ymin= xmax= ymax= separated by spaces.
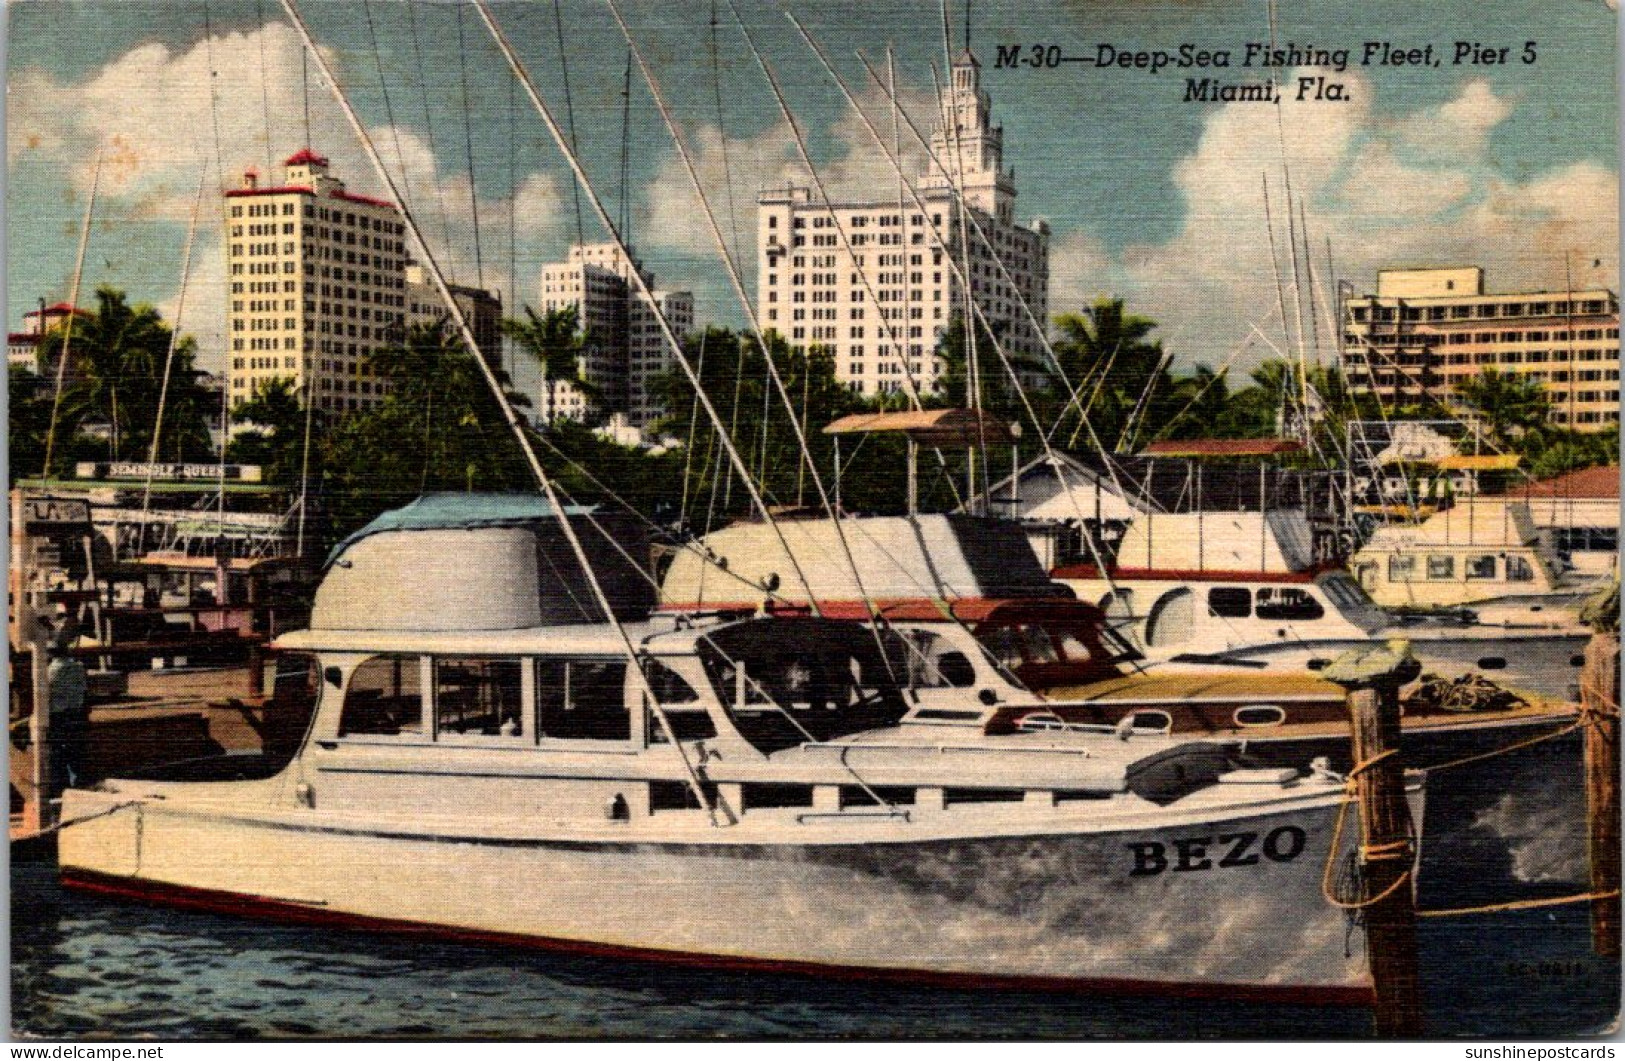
xmin=225 ymin=149 xmax=410 ymax=413
xmin=756 ymin=49 xmax=1050 ymax=398
xmin=1342 ymin=267 xmax=1621 ymax=432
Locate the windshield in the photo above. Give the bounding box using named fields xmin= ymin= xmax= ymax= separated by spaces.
xmin=697 ymin=621 xmax=911 ymax=755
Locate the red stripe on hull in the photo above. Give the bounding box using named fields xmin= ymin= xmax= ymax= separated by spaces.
xmin=60 ymin=868 xmax=1375 ymax=1008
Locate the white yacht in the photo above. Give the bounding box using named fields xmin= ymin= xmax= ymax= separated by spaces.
xmin=58 ymin=496 xmax=1415 ymax=1003
xmin=1053 ymin=508 xmax=1590 ymax=702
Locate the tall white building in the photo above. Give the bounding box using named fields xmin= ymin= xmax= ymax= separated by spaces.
xmin=225 ymin=149 xmax=409 ymax=413
xmin=404 ymin=263 xmax=504 ymax=372
xmin=537 ymin=242 xmax=694 ymax=426
xmin=755 ymin=49 xmax=1050 ymax=398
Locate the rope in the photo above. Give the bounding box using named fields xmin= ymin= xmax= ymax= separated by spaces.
xmin=27 ymin=799 xmax=143 ymax=839
xmin=1418 ymin=890 xmax=1622 ymax=919
xmin=1414 ymin=715 xmax=1585 ymax=774
xmin=1320 ymin=748 xmax=1416 ymax=911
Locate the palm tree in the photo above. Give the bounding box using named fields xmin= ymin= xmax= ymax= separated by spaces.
xmin=37 ymin=286 xmax=203 ymax=467
xmin=1051 ymin=298 xmax=1166 ymax=453
xmin=1455 ymin=369 xmax=1550 ymax=447
xmin=502 ymin=305 xmax=595 ymax=424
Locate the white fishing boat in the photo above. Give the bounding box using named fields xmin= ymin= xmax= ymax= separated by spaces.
xmin=1053 ymin=507 xmax=1590 ymax=702
xmin=1350 ymin=498 xmax=1605 ymax=619
xmin=58 ymin=498 xmax=1417 ymax=1003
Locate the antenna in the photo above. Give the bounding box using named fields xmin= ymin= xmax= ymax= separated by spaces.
xmin=620 ymin=49 xmax=633 ymax=246
xmin=964 ymin=0 xmax=971 ymax=53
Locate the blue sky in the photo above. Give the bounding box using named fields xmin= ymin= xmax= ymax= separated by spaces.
xmin=6 ymin=0 xmax=1619 ymax=397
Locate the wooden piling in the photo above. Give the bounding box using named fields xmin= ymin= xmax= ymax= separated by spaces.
xmin=1582 ymin=631 xmax=1620 ymax=958
xmin=1324 ymin=641 xmax=1424 ymax=1039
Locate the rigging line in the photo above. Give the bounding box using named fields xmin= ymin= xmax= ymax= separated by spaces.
xmin=843 ymin=44 xmax=1137 ymax=517
xmin=296 ymin=353 xmax=317 ymax=559
xmin=473 ymin=0 xmax=824 ymax=619
xmin=720 ymin=336 xmax=744 ymax=511
xmin=1120 ymin=349 xmax=1175 ymax=455
xmin=678 ymin=333 xmax=707 ymax=524
xmin=1260 ymin=173 xmax=1302 ymax=423
xmin=255 ymin=0 xmax=276 ymax=173
xmin=508 ymin=68 xmax=517 ymax=381
xmin=851 ymin=47 xmax=1095 ymax=460
xmin=620 ymin=50 xmax=633 ymax=245
xmin=708 ymin=0 xmax=744 ymax=268
xmin=404 ymin=0 xmax=457 ymax=279
xmin=140 ymin=168 xmax=210 ymax=542
xmin=41 ymin=155 xmax=102 ymax=478
xmin=797 ymin=26 xmax=1141 ymax=650
xmin=281 ymin=0 xmax=724 ymax=827
xmin=362 ymin=0 xmax=421 ymax=226
xmin=301 ymin=41 xmax=312 ymax=147
xmin=455 ymin=3 xmax=486 ymax=289
xmin=645 ymin=0 xmax=929 ymax=679
xmin=550 ymin=0 xmax=587 ymax=250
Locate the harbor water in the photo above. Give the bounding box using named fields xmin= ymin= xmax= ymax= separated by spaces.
xmin=10 ymin=861 xmax=1618 ymax=1040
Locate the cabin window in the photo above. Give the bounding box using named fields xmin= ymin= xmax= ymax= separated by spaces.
xmin=1254 ymin=587 xmax=1325 ymax=621
xmin=538 ymin=658 xmax=630 ymax=740
xmin=642 ymin=659 xmax=716 ymax=744
xmin=1207 ymin=587 xmax=1252 ymax=619
xmin=1466 ymin=555 xmax=1498 ymax=580
xmin=434 ymin=657 xmax=524 ymax=738
xmin=1426 ymin=555 xmax=1456 ymax=580
xmin=1387 ymin=555 xmax=1417 ymax=582
xmin=1506 ymin=555 xmax=1535 ymax=582
xmin=898 ymin=630 xmax=977 ymax=687
xmin=339 ymin=655 xmax=424 ymax=737
xmin=1145 ymin=589 xmax=1194 ymax=648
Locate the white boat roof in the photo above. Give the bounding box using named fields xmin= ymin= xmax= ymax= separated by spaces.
xmin=276 ymin=619 xmax=699 ymax=657
xmin=1363 ymin=499 xmax=1541 ymax=549
xmin=662 ymin=514 xmax=1067 ymax=608
xmin=1112 ymin=508 xmax=1315 ymax=573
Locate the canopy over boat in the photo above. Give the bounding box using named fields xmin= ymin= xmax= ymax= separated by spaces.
xmin=314 ymin=494 xmax=653 ymax=631
xmin=661 ymin=514 xmax=1070 ymax=612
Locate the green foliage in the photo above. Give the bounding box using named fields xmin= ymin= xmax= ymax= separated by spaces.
xmin=33 ymin=286 xmax=216 ymax=471
xmin=227 ymin=377 xmax=320 ymax=489
xmin=503 ymin=304 xmax=597 ymax=421
xmin=1048 ymin=299 xmax=1169 ymax=453
xmin=318 ymin=322 xmax=534 ymax=538
xmin=1454 ymin=369 xmax=1551 ymax=447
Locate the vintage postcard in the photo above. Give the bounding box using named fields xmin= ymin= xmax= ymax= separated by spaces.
xmin=7 ymin=0 xmax=1621 ymax=1043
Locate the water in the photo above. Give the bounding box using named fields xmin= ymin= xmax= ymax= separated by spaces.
xmin=9 ymin=862 xmax=1618 ymax=1040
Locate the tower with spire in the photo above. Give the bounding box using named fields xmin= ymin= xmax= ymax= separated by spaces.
xmin=921 ymin=49 xmax=1018 ymax=222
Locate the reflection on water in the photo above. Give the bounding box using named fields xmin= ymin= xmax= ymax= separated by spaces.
xmin=9 ymin=864 xmax=1618 ymax=1040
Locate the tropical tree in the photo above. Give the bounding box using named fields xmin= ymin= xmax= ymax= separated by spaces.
xmin=319 ymin=322 xmax=534 ymax=538
xmin=1049 ymin=298 xmax=1169 ymax=454
xmin=502 ymin=305 xmax=594 ymax=423
xmin=29 ymin=287 xmax=218 ymax=470
xmin=227 ymin=377 xmax=321 ymax=488
xmin=1454 ymin=369 xmax=1551 ymax=447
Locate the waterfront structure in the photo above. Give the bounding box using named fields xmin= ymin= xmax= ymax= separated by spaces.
xmin=1342 ymin=267 xmax=1621 ymax=432
xmin=404 ymin=264 xmax=504 ymax=371
xmin=224 ymin=149 xmax=409 ymax=414
xmin=8 ymin=302 xmax=89 ymax=376
xmin=536 ymin=242 xmax=693 ymax=426
xmin=756 ymin=49 xmax=1050 ymax=398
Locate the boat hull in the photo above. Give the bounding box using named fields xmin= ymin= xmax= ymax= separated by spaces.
xmin=58 ymin=792 xmax=1377 ymax=1003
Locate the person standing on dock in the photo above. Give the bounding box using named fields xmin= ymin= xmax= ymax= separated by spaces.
xmin=46 ymin=619 xmax=88 ymax=793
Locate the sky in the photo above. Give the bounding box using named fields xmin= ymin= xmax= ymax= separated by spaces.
xmin=5 ymin=0 xmax=1619 ymax=401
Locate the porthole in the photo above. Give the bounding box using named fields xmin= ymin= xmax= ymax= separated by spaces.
xmin=1571 ymin=654 xmax=1586 ymax=668
xmin=1306 ymin=658 xmax=1330 ymax=671
xmin=1234 ymin=705 xmax=1287 ymax=728
xmin=1477 ymin=657 xmax=1508 ymax=671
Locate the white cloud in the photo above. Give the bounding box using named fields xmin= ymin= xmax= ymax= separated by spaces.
xmin=638 ymin=81 xmax=937 ymax=308
xmin=9 ymin=23 xmax=566 ymax=372
xmin=1067 ymin=70 xmax=1619 ymax=372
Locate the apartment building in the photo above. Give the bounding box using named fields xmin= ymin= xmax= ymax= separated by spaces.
xmin=536 ymin=241 xmax=693 ymax=426
xmin=756 ymin=49 xmax=1050 ymax=398
xmin=225 ymin=149 xmax=408 ymax=413
xmin=1343 ymin=266 xmax=1620 ymax=431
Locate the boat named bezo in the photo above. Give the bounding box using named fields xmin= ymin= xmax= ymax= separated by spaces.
xmin=58 ymin=496 xmax=1420 ymax=1003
